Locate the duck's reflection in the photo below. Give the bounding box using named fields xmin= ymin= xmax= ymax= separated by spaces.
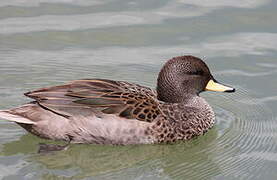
xmin=1 ymin=128 xmax=221 ymax=179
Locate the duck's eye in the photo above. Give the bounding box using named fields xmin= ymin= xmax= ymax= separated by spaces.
xmin=187 ymin=70 xmax=204 ymax=76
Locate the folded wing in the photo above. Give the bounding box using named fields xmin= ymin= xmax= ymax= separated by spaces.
xmin=25 ymin=79 xmax=161 ymax=122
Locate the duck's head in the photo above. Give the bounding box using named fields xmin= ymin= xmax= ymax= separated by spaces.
xmin=157 ymin=55 xmax=235 ymax=103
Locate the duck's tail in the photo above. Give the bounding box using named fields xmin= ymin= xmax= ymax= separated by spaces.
xmin=0 ymin=108 xmax=36 ymax=125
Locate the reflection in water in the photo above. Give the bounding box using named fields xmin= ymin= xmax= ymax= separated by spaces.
xmin=2 ymin=128 xmax=219 ymax=179
xmin=1 ymin=0 xmax=277 ymax=179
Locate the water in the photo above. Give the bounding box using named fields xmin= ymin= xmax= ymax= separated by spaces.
xmin=0 ymin=0 xmax=277 ymax=179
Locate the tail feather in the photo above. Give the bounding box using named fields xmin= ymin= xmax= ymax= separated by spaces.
xmin=0 ymin=110 xmax=35 ymax=124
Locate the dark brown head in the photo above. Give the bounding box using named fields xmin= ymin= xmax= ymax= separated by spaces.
xmin=157 ymin=56 xmax=235 ymax=103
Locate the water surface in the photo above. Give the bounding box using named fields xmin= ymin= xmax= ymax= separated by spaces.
xmin=1 ymin=0 xmax=277 ymax=179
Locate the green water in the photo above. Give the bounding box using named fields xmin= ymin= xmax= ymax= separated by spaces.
xmin=0 ymin=0 xmax=277 ymax=179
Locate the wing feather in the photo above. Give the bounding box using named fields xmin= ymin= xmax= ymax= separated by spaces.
xmin=24 ymin=79 xmax=160 ymax=122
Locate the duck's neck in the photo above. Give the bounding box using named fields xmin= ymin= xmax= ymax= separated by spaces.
xmin=156 ymin=75 xmax=199 ymax=103
xmin=157 ymin=85 xmax=198 ymax=104
xmin=157 ymin=84 xmax=210 ymax=111
xmin=182 ymin=95 xmax=211 ymax=110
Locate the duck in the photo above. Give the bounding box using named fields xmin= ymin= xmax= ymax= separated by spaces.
xmin=0 ymin=55 xmax=235 ymax=147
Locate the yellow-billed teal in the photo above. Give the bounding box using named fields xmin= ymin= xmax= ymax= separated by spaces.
xmin=0 ymin=55 xmax=235 ymax=147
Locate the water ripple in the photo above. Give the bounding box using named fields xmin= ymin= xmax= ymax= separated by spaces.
xmin=179 ymin=0 xmax=270 ymax=8
xmin=0 ymin=0 xmax=273 ymax=34
xmin=0 ymin=0 xmax=106 ymax=7
xmin=2 ymin=32 xmax=277 ymax=63
xmin=0 ymin=74 xmax=275 ymax=180
xmin=207 ymin=88 xmax=276 ymax=179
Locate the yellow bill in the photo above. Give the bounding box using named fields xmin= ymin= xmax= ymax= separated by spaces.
xmin=205 ymin=79 xmax=235 ymax=92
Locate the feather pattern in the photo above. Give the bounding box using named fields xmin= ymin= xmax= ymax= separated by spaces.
xmin=25 ymin=79 xmax=161 ymax=122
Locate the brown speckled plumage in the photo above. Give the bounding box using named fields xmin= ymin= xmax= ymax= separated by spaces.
xmin=0 ymin=55 xmax=234 ymax=145
xmin=148 ymin=98 xmax=215 ymax=143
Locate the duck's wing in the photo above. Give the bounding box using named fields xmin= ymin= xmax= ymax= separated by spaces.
xmin=24 ymin=79 xmax=160 ymax=122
